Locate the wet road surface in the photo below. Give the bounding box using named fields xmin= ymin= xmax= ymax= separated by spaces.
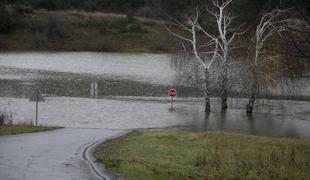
xmin=0 ymin=128 xmax=125 ymax=180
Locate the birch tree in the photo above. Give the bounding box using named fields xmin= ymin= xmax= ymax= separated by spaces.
xmin=166 ymin=8 xmax=219 ymax=112
xmin=246 ymin=9 xmax=293 ymax=114
xmin=208 ymin=0 xmax=245 ymax=109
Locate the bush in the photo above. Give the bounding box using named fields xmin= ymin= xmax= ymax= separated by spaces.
xmin=31 ymin=0 xmax=96 ymax=11
xmin=124 ymin=23 xmax=143 ymax=33
xmin=0 ymin=111 xmax=13 ymax=126
xmin=32 ymin=32 xmax=48 ymax=48
xmin=14 ymin=5 xmax=34 ymax=15
xmin=0 ymin=113 xmax=5 ymax=126
xmin=29 ymin=18 xmax=66 ymax=38
xmin=87 ymin=36 xmax=117 ymax=52
xmin=112 ymin=15 xmax=144 ymax=34
xmin=82 ymin=19 xmax=108 ymax=34
xmin=0 ymin=6 xmax=19 ymax=34
xmin=46 ymin=18 xmax=66 ymax=38
xmin=32 ymin=0 xmax=62 ymax=11
xmin=152 ymin=42 xmax=169 ymax=52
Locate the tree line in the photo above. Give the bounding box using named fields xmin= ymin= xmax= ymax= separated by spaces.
xmin=1 ymin=0 xmax=308 ymax=35
xmin=2 ymin=0 xmax=309 ymax=20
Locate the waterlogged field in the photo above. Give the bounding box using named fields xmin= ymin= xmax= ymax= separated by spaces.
xmin=0 ymin=52 xmax=309 ymax=138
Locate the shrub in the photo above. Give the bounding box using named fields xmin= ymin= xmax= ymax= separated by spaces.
xmin=32 ymin=32 xmax=48 ymax=48
xmin=14 ymin=5 xmax=34 ymax=15
xmin=82 ymin=19 xmax=108 ymax=34
xmin=46 ymin=18 xmax=66 ymax=38
xmin=30 ymin=18 xmax=66 ymax=38
xmin=0 ymin=111 xmax=13 ymax=126
xmin=87 ymin=36 xmax=117 ymax=52
xmin=152 ymin=42 xmax=169 ymax=52
xmin=0 ymin=113 xmax=5 ymax=126
xmin=31 ymin=0 xmax=60 ymax=11
xmin=125 ymin=23 xmax=143 ymax=33
xmin=31 ymin=0 xmax=96 ymax=11
xmin=0 ymin=6 xmax=19 ymax=34
xmin=112 ymin=15 xmax=144 ymax=34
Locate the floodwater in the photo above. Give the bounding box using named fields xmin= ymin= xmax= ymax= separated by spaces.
xmin=0 ymin=52 xmax=309 ymax=138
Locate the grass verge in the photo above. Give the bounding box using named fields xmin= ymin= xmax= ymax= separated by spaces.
xmin=96 ymin=131 xmax=310 ymax=180
xmin=0 ymin=125 xmax=62 ymax=136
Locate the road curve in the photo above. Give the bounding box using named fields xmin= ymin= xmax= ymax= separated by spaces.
xmin=0 ymin=128 xmax=126 ymax=180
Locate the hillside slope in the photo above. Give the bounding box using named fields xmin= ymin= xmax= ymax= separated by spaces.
xmin=0 ymin=8 xmax=177 ymax=52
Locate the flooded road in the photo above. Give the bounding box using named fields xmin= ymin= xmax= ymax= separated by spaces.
xmin=0 ymin=52 xmax=309 ymax=138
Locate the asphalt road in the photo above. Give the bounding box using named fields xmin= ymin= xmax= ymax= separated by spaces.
xmin=0 ymin=128 xmax=126 ymax=180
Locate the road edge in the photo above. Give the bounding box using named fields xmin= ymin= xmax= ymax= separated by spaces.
xmin=83 ymin=130 xmax=130 ymax=180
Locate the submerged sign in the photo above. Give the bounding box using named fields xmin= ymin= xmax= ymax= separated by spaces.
xmin=168 ymin=88 xmax=177 ymax=112
xmin=29 ymin=88 xmax=45 ymax=102
xmin=168 ymin=89 xmax=177 ymax=97
xmin=29 ymin=88 xmax=45 ymax=126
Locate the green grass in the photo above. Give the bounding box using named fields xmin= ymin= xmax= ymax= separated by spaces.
xmin=96 ymin=131 xmax=310 ymax=180
xmin=0 ymin=125 xmax=62 ymax=136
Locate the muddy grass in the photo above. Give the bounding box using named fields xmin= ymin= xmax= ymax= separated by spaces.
xmin=96 ymin=131 xmax=310 ymax=180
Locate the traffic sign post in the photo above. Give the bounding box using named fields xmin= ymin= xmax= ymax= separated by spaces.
xmin=168 ymin=89 xmax=177 ymax=111
xmin=90 ymin=78 xmax=98 ymax=98
xmin=29 ymin=88 xmax=45 ymax=126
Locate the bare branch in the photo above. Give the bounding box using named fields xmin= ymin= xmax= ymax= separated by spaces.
xmin=258 ymin=71 xmax=277 ymax=84
xmin=166 ymin=7 xmax=221 ymax=70
xmin=208 ymin=39 xmax=219 ymax=69
xmin=167 ymin=16 xmax=192 ymax=33
xmin=164 ymin=26 xmax=193 ymax=43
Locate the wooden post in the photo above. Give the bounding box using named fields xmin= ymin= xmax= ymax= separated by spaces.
xmin=36 ymin=100 xmax=38 ymax=126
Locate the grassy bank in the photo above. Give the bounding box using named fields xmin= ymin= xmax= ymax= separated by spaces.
xmin=0 ymin=6 xmax=177 ymax=53
xmin=96 ymin=131 xmax=310 ymax=180
xmin=0 ymin=125 xmax=61 ymax=136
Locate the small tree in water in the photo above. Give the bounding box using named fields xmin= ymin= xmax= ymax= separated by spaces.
xmin=246 ymin=9 xmax=297 ymax=114
xmin=166 ymin=8 xmax=219 ymax=112
xmin=208 ymin=0 xmax=246 ymax=110
xmin=167 ymin=0 xmax=245 ymax=111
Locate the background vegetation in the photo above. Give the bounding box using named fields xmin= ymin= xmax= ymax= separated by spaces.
xmin=0 ymin=0 xmax=309 ymax=53
xmin=2 ymin=0 xmax=309 ymax=20
xmin=0 ymin=6 xmax=177 ymax=52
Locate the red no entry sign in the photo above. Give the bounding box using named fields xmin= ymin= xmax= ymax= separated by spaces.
xmin=168 ymin=89 xmax=177 ymax=97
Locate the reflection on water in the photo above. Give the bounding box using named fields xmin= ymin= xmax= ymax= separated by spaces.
xmin=0 ymin=52 xmax=309 ymax=138
xmin=173 ymin=98 xmax=310 ymax=138
xmin=0 ymin=97 xmax=309 ymax=138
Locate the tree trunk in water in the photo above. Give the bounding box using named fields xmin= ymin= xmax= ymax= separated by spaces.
xmin=246 ymin=94 xmax=256 ymax=114
xmin=246 ymin=68 xmax=258 ymax=114
xmin=221 ymin=83 xmax=228 ymax=110
xmin=205 ymin=68 xmax=211 ymax=112
xmin=221 ymin=64 xmax=228 ymax=110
